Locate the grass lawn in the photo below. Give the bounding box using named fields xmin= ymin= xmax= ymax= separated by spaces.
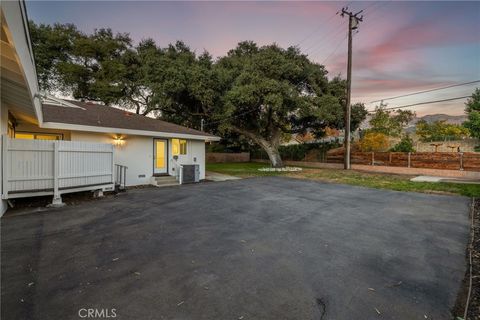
xmin=206 ymin=162 xmax=480 ymax=197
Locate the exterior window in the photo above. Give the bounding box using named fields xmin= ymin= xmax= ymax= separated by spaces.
xmin=15 ymin=133 xmax=34 ymax=140
xmin=15 ymin=132 xmax=63 ymax=140
xmin=172 ymin=139 xmax=187 ymax=155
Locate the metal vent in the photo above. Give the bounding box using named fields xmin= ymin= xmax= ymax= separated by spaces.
xmin=182 ymin=165 xmax=200 ymax=183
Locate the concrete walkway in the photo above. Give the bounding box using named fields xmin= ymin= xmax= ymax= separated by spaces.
xmin=411 ymin=175 xmax=480 ymax=184
xmin=253 ymin=159 xmax=480 ymax=179
xmin=205 ymin=171 xmax=242 ymax=181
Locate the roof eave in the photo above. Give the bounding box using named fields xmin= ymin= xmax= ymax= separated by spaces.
xmin=41 ymin=121 xmax=221 ymax=141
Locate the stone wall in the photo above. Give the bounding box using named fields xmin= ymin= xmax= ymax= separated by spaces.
xmin=415 ymin=139 xmax=479 ymax=152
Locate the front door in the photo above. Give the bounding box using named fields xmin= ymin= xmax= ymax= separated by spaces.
xmin=153 ymin=139 xmax=168 ymax=175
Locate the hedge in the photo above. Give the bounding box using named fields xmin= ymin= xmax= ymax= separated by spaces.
xmin=251 ymin=141 xmax=341 ymax=162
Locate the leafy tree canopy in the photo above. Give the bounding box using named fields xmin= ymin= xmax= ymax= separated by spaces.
xmin=390 ymin=135 xmax=415 ymax=152
xmin=464 ymin=88 xmax=480 ymax=139
xmin=211 ymin=41 xmax=367 ymax=166
xmin=368 ymin=104 xmax=415 ymax=137
xmin=359 ymin=132 xmax=389 ymax=152
xmin=30 ymin=23 xmax=367 ymax=167
xmin=416 ymin=119 xmax=470 ymax=142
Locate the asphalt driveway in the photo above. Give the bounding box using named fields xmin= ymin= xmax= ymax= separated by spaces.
xmin=1 ymin=177 xmax=470 ymax=320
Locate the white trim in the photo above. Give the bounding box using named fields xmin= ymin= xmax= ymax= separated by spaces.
xmin=37 ymin=94 xmax=86 ymax=110
xmin=4 ymin=183 xmax=115 ymax=199
xmin=40 ymin=121 xmax=221 ymax=141
xmin=1 ymin=1 xmax=42 ymax=122
xmin=153 ymin=138 xmax=168 ymax=175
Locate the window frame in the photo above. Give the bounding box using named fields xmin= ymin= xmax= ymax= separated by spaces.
xmin=14 ymin=131 xmax=64 ymax=140
xmin=172 ymin=138 xmax=187 ymax=155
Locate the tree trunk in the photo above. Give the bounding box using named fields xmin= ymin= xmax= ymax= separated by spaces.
xmin=263 ymin=143 xmax=283 ymax=167
xmin=231 ymin=127 xmax=284 ymax=168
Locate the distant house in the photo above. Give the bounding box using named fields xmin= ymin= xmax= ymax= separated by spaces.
xmin=281 ymin=129 xmax=344 ymax=146
xmin=0 ymin=0 xmax=219 ymax=215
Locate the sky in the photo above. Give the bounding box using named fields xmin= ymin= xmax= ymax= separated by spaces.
xmin=26 ymin=1 xmax=480 ymax=116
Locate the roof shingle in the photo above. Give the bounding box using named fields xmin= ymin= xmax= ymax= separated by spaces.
xmin=42 ymin=100 xmax=216 ymax=138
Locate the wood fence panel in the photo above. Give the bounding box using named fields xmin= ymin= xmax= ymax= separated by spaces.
xmin=410 ymin=152 xmax=461 ymax=170
xmin=326 ymin=149 xmax=480 ymax=172
xmin=3 ymin=137 xmax=114 ymax=198
xmin=58 ymin=141 xmax=114 ymax=189
xmin=464 ymin=153 xmax=480 ymax=171
xmin=6 ymin=138 xmax=54 ymax=192
xmin=372 ymin=152 xmax=390 ymax=166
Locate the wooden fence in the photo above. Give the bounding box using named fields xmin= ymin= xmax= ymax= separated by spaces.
xmin=2 ymin=136 xmax=115 ymax=200
xmin=326 ymin=149 xmax=480 ymax=171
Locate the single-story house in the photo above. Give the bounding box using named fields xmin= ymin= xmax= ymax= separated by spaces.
xmin=0 ymin=0 xmax=219 ymax=215
xmin=16 ymin=98 xmax=219 ymax=186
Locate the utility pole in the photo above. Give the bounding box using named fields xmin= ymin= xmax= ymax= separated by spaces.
xmin=340 ymin=7 xmax=363 ymax=170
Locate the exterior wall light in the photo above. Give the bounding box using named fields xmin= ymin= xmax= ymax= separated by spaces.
xmin=113 ymin=136 xmax=125 ymax=147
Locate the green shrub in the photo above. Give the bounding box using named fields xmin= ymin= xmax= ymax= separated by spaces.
xmin=251 ymin=141 xmax=341 ymax=161
xmin=359 ymin=132 xmax=390 ymax=152
xmin=206 ymin=143 xmax=228 ymax=153
xmin=390 ymin=135 xmax=415 ymax=152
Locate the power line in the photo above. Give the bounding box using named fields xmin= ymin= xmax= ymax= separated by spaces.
xmin=367 ymin=80 xmax=480 ymax=104
xmin=367 ymin=95 xmax=471 ymax=113
xmin=361 ymin=0 xmax=391 ymax=19
xmin=358 ymin=1 xmax=380 ymax=15
xmin=357 ymin=2 xmax=391 ymax=33
xmin=304 ymin=19 xmax=347 ymax=54
xmin=207 ymin=4 xmax=369 ymax=127
xmin=305 ymin=2 xmax=378 ymax=62
xmin=303 ymin=1 xmax=375 ymax=55
xmin=295 ymin=1 xmax=352 ymax=47
xmin=319 ymin=34 xmax=348 ymax=65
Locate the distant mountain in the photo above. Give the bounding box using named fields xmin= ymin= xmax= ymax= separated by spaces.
xmin=360 ymin=113 xmax=467 ymax=131
xmin=411 ymin=114 xmax=467 ymax=125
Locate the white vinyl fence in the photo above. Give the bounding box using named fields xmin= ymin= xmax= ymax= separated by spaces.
xmin=2 ymin=136 xmax=115 ymax=200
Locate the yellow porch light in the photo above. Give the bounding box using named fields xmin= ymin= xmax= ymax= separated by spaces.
xmin=113 ymin=136 xmax=125 ymax=147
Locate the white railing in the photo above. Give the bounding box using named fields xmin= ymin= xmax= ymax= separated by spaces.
xmin=2 ymin=136 xmax=115 ymax=203
xmin=114 ymin=164 xmax=128 ymax=190
xmin=173 ymin=159 xmax=183 ymax=185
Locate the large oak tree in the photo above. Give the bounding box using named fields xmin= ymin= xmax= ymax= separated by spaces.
xmin=30 ymin=23 xmax=367 ymax=167
xmin=213 ymin=42 xmax=367 ymax=166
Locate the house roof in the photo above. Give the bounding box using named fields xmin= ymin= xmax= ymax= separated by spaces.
xmin=41 ymin=100 xmax=219 ymax=140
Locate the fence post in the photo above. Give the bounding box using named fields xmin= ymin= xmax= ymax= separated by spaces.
xmin=371 ymin=152 xmax=374 ymax=166
xmin=407 ymin=152 xmax=411 ymax=168
xmin=2 ymin=135 xmax=8 ymax=199
xmin=51 ymin=141 xmax=63 ymax=206
xmin=459 ymin=152 xmax=464 ymax=171
xmin=389 ymin=152 xmax=392 ymax=164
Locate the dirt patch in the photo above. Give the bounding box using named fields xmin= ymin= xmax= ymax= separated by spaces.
xmin=453 ymin=198 xmax=479 ymax=319
xmin=5 ymin=185 xmax=159 ymax=214
xmin=4 ymin=191 xmax=118 ymax=216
